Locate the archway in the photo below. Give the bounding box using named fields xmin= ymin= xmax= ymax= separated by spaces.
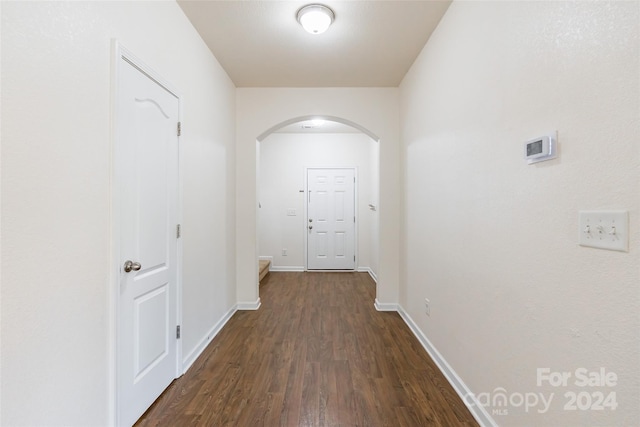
xmin=235 ymin=88 xmax=401 ymax=312
xmin=257 ymin=115 xmax=380 ymax=142
xmin=256 ymin=115 xmax=380 ymax=291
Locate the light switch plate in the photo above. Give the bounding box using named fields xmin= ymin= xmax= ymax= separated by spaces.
xmin=579 ymin=210 xmax=628 ymax=252
xmin=286 ymin=208 xmax=297 ymax=216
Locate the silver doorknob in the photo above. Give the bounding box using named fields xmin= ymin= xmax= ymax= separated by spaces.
xmin=308 ymin=225 xmax=313 ymax=230
xmin=124 ymin=260 xmax=142 ymax=273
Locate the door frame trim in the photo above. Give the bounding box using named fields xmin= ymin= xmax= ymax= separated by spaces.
xmin=109 ymin=40 xmax=183 ymax=426
xmin=304 ymin=167 xmax=358 ymax=271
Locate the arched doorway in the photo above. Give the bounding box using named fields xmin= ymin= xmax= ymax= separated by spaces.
xmin=256 ymin=115 xmax=380 ymax=286
xmin=235 ymin=89 xmax=401 ymax=312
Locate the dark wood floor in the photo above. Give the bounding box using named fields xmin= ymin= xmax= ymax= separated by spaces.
xmin=136 ymin=272 xmax=479 ymax=426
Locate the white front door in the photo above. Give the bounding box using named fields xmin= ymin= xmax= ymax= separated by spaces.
xmin=116 ymin=52 xmax=180 ymax=426
xmin=307 ymin=168 xmax=356 ymax=270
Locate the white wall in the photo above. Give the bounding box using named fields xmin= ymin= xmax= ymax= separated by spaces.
xmin=259 ymin=132 xmax=378 ymax=274
xmin=1 ymin=2 xmax=236 ymax=425
xmin=236 ymin=88 xmax=400 ymax=307
xmin=400 ymin=1 xmax=639 ymax=425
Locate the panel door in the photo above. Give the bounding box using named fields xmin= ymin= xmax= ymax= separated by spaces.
xmin=116 ymin=55 xmax=179 ymax=427
xmin=307 ymin=168 xmax=356 ymax=270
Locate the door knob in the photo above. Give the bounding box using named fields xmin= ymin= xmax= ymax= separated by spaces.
xmin=124 ymin=260 xmax=142 ymax=273
xmin=308 ymin=225 xmax=313 ymax=230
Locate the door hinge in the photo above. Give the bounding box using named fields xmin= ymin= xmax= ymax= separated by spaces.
xmin=177 ymin=224 xmax=181 ymax=238
xmin=176 ymin=325 xmax=181 ymax=339
xmin=354 ymin=255 xmax=356 ymax=262
xmin=354 ymin=216 xmax=356 ymax=223
xmin=177 ymin=121 xmax=181 ymax=137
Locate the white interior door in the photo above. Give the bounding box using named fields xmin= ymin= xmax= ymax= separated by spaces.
xmin=116 ymin=53 xmax=180 ymax=426
xmin=307 ymin=168 xmax=356 ymax=270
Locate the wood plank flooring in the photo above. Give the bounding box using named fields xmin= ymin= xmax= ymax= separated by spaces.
xmin=135 ymin=272 xmax=479 ymax=426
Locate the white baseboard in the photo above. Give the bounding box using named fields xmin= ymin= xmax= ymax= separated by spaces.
xmin=237 ymin=298 xmax=261 ymax=310
xmin=374 ymin=298 xmax=398 ymax=311
xmin=182 ymin=305 xmax=236 ymax=373
xmin=397 ymin=305 xmax=497 ymax=427
xmin=357 ymin=267 xmax=377 ymax=283
xmin=270 ymin=266 xmax=304 ymax=272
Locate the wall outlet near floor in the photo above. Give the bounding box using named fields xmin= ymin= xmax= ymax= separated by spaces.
xmin=425 ymin=298 xmax=431 ymax=316
xmin=282 ymin=248 xmax=287 ymax=256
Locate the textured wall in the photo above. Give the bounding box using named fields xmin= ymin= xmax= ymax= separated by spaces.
xmin=1 ymin=2 xmax=236 ymax=425
xmin=400 ymin=1 xmax=639 ymax=425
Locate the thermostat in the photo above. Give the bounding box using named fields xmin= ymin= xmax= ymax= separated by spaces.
xmin=524 ymin=132 xmax=557 ymax=164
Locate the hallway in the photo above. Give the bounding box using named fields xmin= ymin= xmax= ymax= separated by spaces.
xmin=2 ymin=1 xmax=638 ymax=425
xmin=136 ymin=272 xmax=478 ymax=426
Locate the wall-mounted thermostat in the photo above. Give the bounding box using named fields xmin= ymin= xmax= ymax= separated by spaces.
xmin=524 ymin=132 xmax=557 ymax=164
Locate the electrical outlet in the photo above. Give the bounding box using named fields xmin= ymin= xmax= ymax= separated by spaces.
xmin=282 ymin=248 xmax=287 ymax=256
xmin=425 ymin=298 xmax=430 ymax=316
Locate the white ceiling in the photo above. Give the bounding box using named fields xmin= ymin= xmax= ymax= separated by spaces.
xmin=178 ymin=0 xmax=451 ymax=88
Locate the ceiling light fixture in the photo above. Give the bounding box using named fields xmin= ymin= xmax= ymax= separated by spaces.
xmin=301 ymin=119 xmax=326 ymax=129
xmin=297 ymin=4 xmax=335 ymax=35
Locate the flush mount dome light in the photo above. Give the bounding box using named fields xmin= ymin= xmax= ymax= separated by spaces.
xmin=297 ymin=4 xmax=335 ymax=34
